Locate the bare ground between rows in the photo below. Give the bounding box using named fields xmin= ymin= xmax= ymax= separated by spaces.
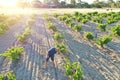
xmin=0 ymin=16 xmax=30 ymax=73
xmin=83 ymin=21 xmax=120 ymax=54
xmin=73 ymin=18 xmax=120 ymax=54
xmin=52 ymin=17 xmax=120 ymax=80
xmin=0 ymin=16 xmax=29 ymax=53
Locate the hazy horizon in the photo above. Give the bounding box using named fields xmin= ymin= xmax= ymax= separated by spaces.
xmin=40 ymin=0 xmax=116 ymax=4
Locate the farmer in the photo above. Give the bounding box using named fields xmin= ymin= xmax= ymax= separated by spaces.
xmin=45 ymin=47 xmax=59 ymax=68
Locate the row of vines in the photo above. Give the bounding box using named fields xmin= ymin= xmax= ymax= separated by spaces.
xmin=0 ymin=14 xmax=36 ymax=80
xmin=54 ymin=11 xmax=120 ymax=48
xmin=44 ymin=14 xmax=83 ymax=80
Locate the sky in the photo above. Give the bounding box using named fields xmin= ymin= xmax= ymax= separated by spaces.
xmin=40 ymin=0 xmax=116 ymax=4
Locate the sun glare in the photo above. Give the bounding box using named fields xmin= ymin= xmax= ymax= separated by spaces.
xmin=0 ymin=0 xmax=17 ymax=7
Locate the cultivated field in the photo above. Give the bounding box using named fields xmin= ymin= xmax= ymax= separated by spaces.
xmin=0 ymin=8 xmax=120 ymax=14
xmin=0 ymin=8 xmax=120 ymax=80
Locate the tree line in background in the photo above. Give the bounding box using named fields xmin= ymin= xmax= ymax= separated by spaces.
xmin=31 ymin=0 xmax=120 ymax=8
xmin=2 ymin=0 xmax=119 ymax=8
xmin=57 ymin=0 xmax=120 ymax=8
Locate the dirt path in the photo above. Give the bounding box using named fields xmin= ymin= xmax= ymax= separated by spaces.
xmin=14 ymin=15 xmax=68 ymax=80
xmin=52 ymin=17 xmax=120 ymax=80
xmin=0 ymin=16 xmax=28 ymax=53
xmin=0 ymin=16 xmax=29 ymax=73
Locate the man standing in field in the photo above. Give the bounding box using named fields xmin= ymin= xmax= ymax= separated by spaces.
xmin=45 ymin=47 xmax=59 ymax=68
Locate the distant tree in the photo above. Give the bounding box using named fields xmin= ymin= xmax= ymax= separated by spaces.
xmin=66 ymin=4 xmax=73 ymax=8
xmin=52 ymin=0 xmax=60 ymax=6
xmin=76 ymin=0 xmax=82 ymax=8
xmin=76 ymin=3 xmax=81 ymax=8
xmin=111 ymin=2 xmax=116 ymax=8
xmin=82 ymin=2 xmax=91 ymax=8
xmin=60 ymin=1 xmax=66 ymax=8
xmin=116 ymin=0 xmax=120 ymax=8
xmin=71 ymin=0 xmax=76 ymax=7
xmin=91 ymin=0 xmax=107 ymax=8
xmin=94 ymin=0 xmax=100 ymax=3
xmin=31 ymin=0 xmax=42 ymax=7
xmin=107 ymin=0 xmax=116 ymax=8
xmin=108 ymin=0 xmax=114 ymax=3
xmin=99 ymin=1 xmax=107 ymax=8
xmin=92 ymin=0 xmax=102 ymax=8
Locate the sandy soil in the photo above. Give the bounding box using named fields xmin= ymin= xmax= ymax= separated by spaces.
xmin=52 ymin=17 xmax=120 ymax=80
xmin=0 ymin=8 xmax=120 ymax=80
xmin=0 ymin=16 xmax=29 ymax=74
xmin=0 ymin=15 xmax=68 ymax=80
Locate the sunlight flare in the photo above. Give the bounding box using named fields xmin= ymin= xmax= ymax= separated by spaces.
xmin=0 ymin=0 xmax=17 ymax=7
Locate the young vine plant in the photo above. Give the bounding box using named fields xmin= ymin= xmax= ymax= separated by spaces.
xmin=0 ymin=47 xmax=24 ymax=61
